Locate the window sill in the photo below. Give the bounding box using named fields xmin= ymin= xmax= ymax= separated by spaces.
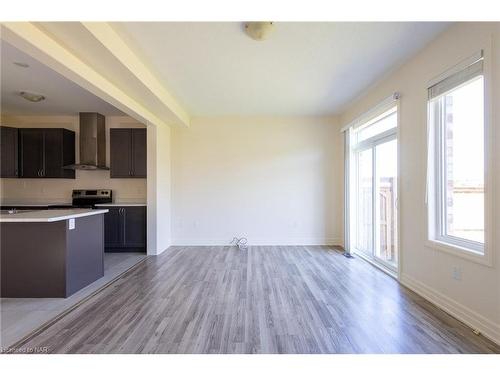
xmin=425 ymin=239 xmax=492 ymax=267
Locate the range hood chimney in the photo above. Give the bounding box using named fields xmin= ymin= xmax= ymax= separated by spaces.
xmin=64 ymin=112 xmax=109 ymax=170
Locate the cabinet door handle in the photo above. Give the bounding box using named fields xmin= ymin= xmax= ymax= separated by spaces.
xmin=37 ymin=170 xmax=41 ymax=177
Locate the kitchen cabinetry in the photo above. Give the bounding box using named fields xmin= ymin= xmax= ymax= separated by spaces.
xmin=19 ymin=128 xmax=75 ymax=178
xmin=102 ymin=206 xmax=147 ymax=252
xmin=0 ymin=126 xmax=18 ymax=178
xmin=110 ymin=128 xmax=147 ymax=178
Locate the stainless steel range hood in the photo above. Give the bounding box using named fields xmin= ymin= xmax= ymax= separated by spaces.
xmin=64 ymin=113 xmax=109 ymax=170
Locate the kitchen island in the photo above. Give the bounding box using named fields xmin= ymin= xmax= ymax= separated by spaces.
xmin=0 ymin=209 xmax=108 ymax=298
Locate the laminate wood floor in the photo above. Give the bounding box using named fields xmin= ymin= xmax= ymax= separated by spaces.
xmin=1 ymin=252 xmax=147 ymax=349
xmin=12 ymin=246 xmax=500 ymax=353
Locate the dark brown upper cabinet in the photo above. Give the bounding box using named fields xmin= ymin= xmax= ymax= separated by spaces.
xmin=0 ymin=126 xmax=19 ymax=178
xmin=19 ymin=128 xmax=75 ymax=179
xmin=131 ymin=128 xmax=147 ymax=177
xmin=110 ymin=128 xmax=147 ymax=178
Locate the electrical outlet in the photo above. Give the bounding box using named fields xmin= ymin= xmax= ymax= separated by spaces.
xmin=452 ymin=266 xmax=462 ymax=281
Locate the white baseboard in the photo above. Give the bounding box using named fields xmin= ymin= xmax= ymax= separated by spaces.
xmin=171 ymin=238 xmax=342 ymax=246
xmin=148 ymin=242 xmax=171 ymax=256
xmin=400 ymin=273 xmax=500 ymax=346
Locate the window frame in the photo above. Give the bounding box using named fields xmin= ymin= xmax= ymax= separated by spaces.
xmin=426 ymin=53 xmax=493 ymax=267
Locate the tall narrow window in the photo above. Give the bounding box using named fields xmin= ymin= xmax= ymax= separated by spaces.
xmin=428 ymin=55 xmax=485 ymax=255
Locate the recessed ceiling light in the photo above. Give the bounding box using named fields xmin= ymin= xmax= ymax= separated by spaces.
xmin=19 ymin=91 xmax=45 ymax=103
xmin=13 ymin=62 xmax=29 ymax=68
xmin=244 ymin=22 xmax=275 ymax=41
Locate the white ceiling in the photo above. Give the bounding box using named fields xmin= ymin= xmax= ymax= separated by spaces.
xmin=114 ymin=22 xmax=450 ymax=116
xmin=1 ymin=41 xmax=125 ymax=116
xmin=1 ymin=22 xmax=450 ymax=119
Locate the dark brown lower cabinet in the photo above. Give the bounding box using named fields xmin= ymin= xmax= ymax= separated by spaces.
xmin=124 ymin=206 xmax=147 ymax=248
xmin=103 ymin=206 xmax=146 ymax=252
xmin=103 ymin=208 xmax=123 ymax=248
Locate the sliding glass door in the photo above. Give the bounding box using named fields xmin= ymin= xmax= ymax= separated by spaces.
xmin=355 ymin=148 xmax=373 ymax=256
xmin=374 ymin=139 xmax=398 ymax=268
xmin=351 ymin=107 xmax=398 ymax=271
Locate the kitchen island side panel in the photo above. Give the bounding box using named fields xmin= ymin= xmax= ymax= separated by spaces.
xmin=65 ymin=214 xmax=104 ymax=296
xmin=1 ymin=222 xmax=67 ymax=297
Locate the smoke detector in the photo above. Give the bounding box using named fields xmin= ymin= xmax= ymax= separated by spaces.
xmin=244 ymin=22 xmax=275 ymax=41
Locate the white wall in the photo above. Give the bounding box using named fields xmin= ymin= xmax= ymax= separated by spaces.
xmin=147 ymin=123 xmax=172 ymax=255
xmin=171 ymin=116 xmax=342 ymax=245
xmin=339 ymin=22 xmax=500 ymax=343
xmin=156 ymin=124 xmax=172 ymax=252
xmin=0 ymin=115 xmax=147 ymax=203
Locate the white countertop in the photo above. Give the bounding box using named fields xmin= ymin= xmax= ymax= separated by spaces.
xmin=95 ymin=203 xmax=146 ymax=207
xmin=0 ymin=202 xmax=73 ymax=207
xmin=0 ymin=209 xmax=109 ymax=223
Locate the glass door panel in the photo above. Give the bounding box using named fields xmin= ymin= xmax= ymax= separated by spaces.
xmin=356 ymin=148 xmax=373 ymax=255
xmin=349 ymin=105 xmax=398 ymax=271
xmin=374 ymin=139 xmax=398 ymax=267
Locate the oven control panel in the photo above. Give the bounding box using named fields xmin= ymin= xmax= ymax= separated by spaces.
xmin=72 ymin=189 xmax=113 ymax=206
xmin=72 ymin=189 xmax=112 ymax=198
